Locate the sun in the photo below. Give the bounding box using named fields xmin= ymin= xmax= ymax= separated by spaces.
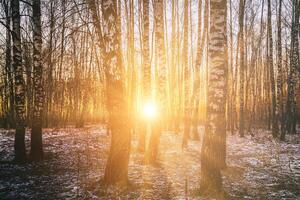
xmin=142 ymin=102 xmax=157 ymax=119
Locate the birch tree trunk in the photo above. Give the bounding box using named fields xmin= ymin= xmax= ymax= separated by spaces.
xmin=238 ymin=0 xmax=245 ymax=137
xmin=229 ymin=0 xmax=235 ymax=134
xmin=102 ymin=0 xmax=131 ymax=185
xmin=30 ymin=0 xmax=44 ymax=161
xmin=286 ymin=0 xmax=299 ymax=135
xmin=169 ymin=0 xmax=177 ymax=129
xmin=3 ymin=0 xmax=15 ymax=128
xmin=200 ymin=0 xmax=227 ymax=194
xmin=45 ymin=0 xmax=55 ymax=128
xmin=12 ymin=0 xmax=26 ymax=163
xmin=145 ymin=0 xmax=166 ymax=164
xmin=277 ymin=0 xmax=285 ymax=140
xmin=267 ymin=0 xmax=278 ymax=138
xmin=191 ymin=0 xmax=208 ymax=140
xmin=182 ymin=0 xmax=191 ymax=148
xmin=138 ymin=0 xmax=151 ymax=152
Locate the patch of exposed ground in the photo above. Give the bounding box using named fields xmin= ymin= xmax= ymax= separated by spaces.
xmin=0 ymin=125 xmax=299 ymax=199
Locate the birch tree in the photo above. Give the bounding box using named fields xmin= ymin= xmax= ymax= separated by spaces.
xmin=267 ymin=0 xmax=278 ymax=137
xmin=11 ymin=0 xmax=26 ymax=163
xmin=102 ymin=0 xmax=131 ymax=185
xmin=182 ymin=0 xmax=190 ymax=148
xmin=138 ymin=0 xmax=151 ymax=152
xmin=2 ymin=0 xmax=15 ymax=128
xmin=200 ymin=0 xmax=227 ymax=194
xmin=286 ymin=0 xmax=299 ymax=135
xmin=191 ymin=0 xmax=208 ymax=140
xmin=277 ymin=0 xmax=284 ymax=140
xmin=145 ymin=0 xmax=166 ymax=164
xmin=238 ymin=0 xmax=245 ymax=137
xmin=30 ymin=0 xmax=44 ymax=161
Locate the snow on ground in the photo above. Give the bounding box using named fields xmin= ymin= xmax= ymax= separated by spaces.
xmin=0 ymin=125 xmax=299 ymax=199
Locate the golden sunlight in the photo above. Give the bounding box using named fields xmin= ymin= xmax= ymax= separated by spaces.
xmin=1 ymin=0 xmax=299 ymax=199
xmin=142 ymin=102 xmax=157 ymax=119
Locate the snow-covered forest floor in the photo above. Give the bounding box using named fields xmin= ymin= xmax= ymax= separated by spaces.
xmin=0 ymin=125 xmax=299 ymax=200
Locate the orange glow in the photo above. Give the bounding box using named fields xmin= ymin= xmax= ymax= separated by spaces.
xmin=142 ymin=102 xmax=157 ymax=119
